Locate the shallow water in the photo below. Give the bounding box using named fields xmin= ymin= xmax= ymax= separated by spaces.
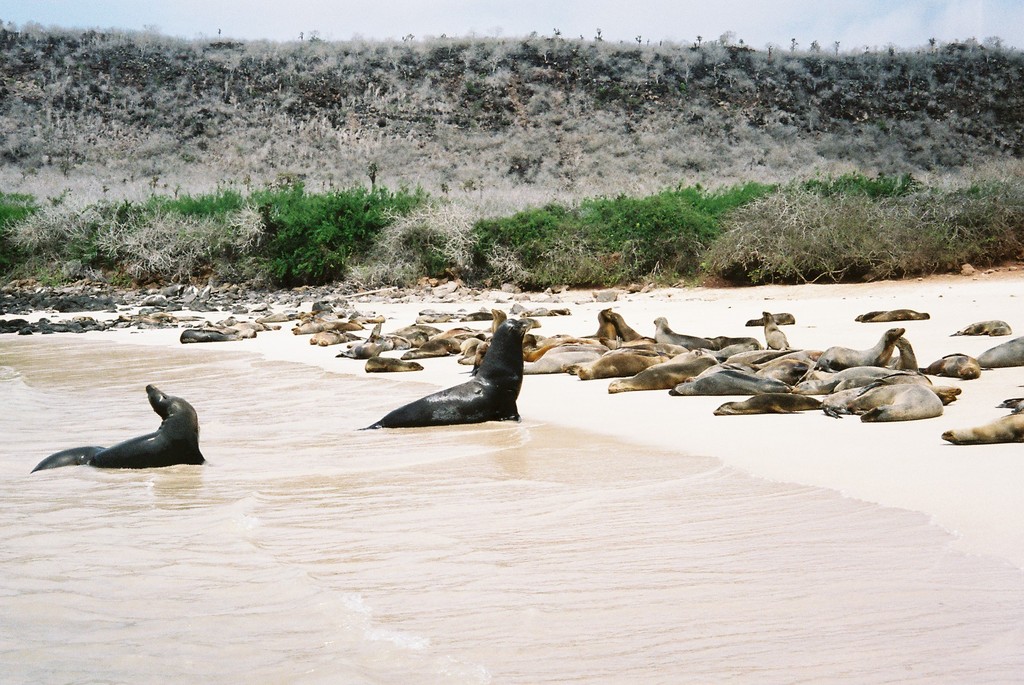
xmin=2 ymin=336 xmax=1023 ymax=684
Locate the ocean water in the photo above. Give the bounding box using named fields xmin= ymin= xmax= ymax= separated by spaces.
xmin=2 ymin=336 xmax=1023 ymax=684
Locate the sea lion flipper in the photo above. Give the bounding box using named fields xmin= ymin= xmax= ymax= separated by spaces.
xmin=31 ymin=445 xmax=106 ymax=472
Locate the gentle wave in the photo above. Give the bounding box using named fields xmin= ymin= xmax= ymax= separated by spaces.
xmin=2 ymin=336 xmax=1023 ymax=684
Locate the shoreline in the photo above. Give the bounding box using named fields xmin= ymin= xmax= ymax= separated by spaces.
xmin=4 ymin=270 xmax=1024 ymax=567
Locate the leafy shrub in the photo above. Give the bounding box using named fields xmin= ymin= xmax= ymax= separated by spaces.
xmin=252 ymin=183 xmax=426 ymax=285
xmin=0 ymin=192 xmax=38 ymax=275
xmin=471 ymin=183 xmax=774 ymax=287
xmin=802 ymin=172 xmax=919 ymax=198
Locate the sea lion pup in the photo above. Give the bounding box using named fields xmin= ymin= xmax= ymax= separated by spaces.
xmin=815 ymin=327 xmax=905 ymax=372
xmin=793 ymin=366 xmax=895 ymax=395
xmin=978 ymin=336 xmax=1024 ymax=369
xmin=490 ymin=309 xmax=508 ymax=332
xmin=823 ymin=382 xmax=944 ymax=422
xmin=762 ymin=312 xmax=790 ymax=350
xmin=179 ymin=328 xmax=240 ymax=343
xmin=31 ymin=385 xmax=205 ymax=472
xmin=710 ymin=338 xmax=764 ymax=361
xmin=714 ymin=394 xmax=823 ymax=416
xmin=997 ymin=398 xmax=1024 ymax=414
xmin=388 ymin=324 xmax=442 ymax=348
xmin=652 ymin=317 xmax=716 ymax=350
xmin=854 ymin=309 xmax=930 ymax=323
xmin=745 ymin=312 xmax=796 ymax=327
xmin=607 ymin=350 xmax=719 ymax=394
xmin=942 ymin=414 xmax=1024 ymax=445
xmin=310 ymin=330 xmax=351 ymax=346
xmin=603 ymin=309 xmax=648 ymax=343
xmin=337 ymin=323 xmax=394 ymax=359
xmin=890 ymin=336 xmax=919 ymax=371
xmin=365 ymin=318 xmax=532 ymax=429
xmin=923 ymin=354 xmax=982 ymax=380
xmin=568 ymin=349 xmax=666 ymax=380
xmin=669 ymin=367 xmax=792 ymax=396
xmin=524 ymin=336 xmax=607 ymax=362
xmin=400 ymin=336 xmax=465 ymax=360
xmin=365 ymin=356 xmax=424 ymax=373
xmin=953 ymin=320 xmax=1013 ymax=337
xmin=524 ymin=346 xmax=605 ymax=374
xmin=754 ymin=357 xmax=813 ymax=385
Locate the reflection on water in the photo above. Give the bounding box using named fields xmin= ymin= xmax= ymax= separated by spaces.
xmin=2 ymin=336 xmax=1023 ymax=684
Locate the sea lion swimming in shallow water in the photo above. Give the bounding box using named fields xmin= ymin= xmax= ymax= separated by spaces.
xmin=31 ymin=385 xmax=205 ymax=472
xmin=365 ymin=318 xmax=532 ymax=429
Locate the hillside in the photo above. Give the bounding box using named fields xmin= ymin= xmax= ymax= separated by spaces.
xmin=1 ymin=25 xmax=1022 ymax=211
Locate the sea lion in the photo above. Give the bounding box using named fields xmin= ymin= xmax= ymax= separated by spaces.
xmin=569 ymin=349 xmax=666 ymax=380
xmin=400 ymin=336 xmax=463 ymax=360
xmin=754 ymin=357 xmax=812 ymax=385
xmin=364 ymin=357 xmax=424 ymax=373
xmin=997 ymin=398 xmax=1024 ymax=414
xmin=942 ymin=414 xmax=1024 ymax=444
xmin=713 ymin=393 xmax=822 ymax=415
xmin=952 ymin=320 xmax=1012 ymax=337
xmin=855 ymin=309 xmax=930 ymax=322
xmin=652 ymin=317 xmax=715 ymax=350
xmin=179 ymin=328 xmax=239 ymax=343
xmin=923 ymin=354 xmax=982 ymax=380
xmin=745 ymin=313 xmax=796 ymax=327
xmin=890 ymin=336 xmax=919 ymax=371
xmin=815 ymin=327 xmax=905 ymax=372
xmin=603 ymin=309 xmax=647 ymax=343
xmin=822 ymin=382 xmax=943 ymax=422
xmin=669 ymin=368 xmax=791 ymax=396
xmin=365 ymin=318 xmax=532 ymax=429
xmin=606 ymin=350 xmax=719 ymax=394
xmin=524 ymin=346 xmax=605 ymax=374
xmin=762 ymin=312 xmax=790 ymax=350
xmin=977 ymin=336 xmax=1024 ymax=368
xmin=31 ymin=385 xmax=205 ymax=472
xmin=792 ymin=366 xmax=895 ymax=395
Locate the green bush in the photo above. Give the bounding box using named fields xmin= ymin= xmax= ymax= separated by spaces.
xmin=252 ymin=183 xmax=426 ymax=285
xmin=471 ymin=183 xmax=774 ymax=287
xmin=802 ymin=172 xmax=919 ymax=198
xmin=0 ymin=193 xmax=38 ymax=275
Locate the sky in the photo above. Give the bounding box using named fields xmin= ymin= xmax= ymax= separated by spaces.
xmin=2 ymin=0 xmax=1022 ymax=51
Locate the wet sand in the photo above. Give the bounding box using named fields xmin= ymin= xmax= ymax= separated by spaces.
xmin=3 ymin=273 xmax=1024 ymax=682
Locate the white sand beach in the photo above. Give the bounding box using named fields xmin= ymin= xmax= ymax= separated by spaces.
xmin=58 ymin=269 xmax=1024 ymax=567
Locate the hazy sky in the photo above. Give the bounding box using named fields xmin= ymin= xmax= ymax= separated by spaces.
xmin=3 ymin=0 xmax=1022 ymax=50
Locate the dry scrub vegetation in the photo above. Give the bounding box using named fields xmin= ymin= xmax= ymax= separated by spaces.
xmin=0 ymin=23 xmax=1022 ymax=287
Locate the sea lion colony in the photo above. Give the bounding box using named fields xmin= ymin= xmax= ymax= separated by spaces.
xmin=18 ymin=296 xmax=1024 ymax=471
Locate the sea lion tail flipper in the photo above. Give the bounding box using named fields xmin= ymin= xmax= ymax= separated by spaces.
xmin=31 ymin=446 xmax=106 ymax=472
xmin=823 ymin=407 xmax=845 ymax=419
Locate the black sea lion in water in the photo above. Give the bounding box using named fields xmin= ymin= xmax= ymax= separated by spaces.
xmin=365 ymin=318 xmax=532 ymax=429
xmin=32 ymin=385 xmax=205 ymax=472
